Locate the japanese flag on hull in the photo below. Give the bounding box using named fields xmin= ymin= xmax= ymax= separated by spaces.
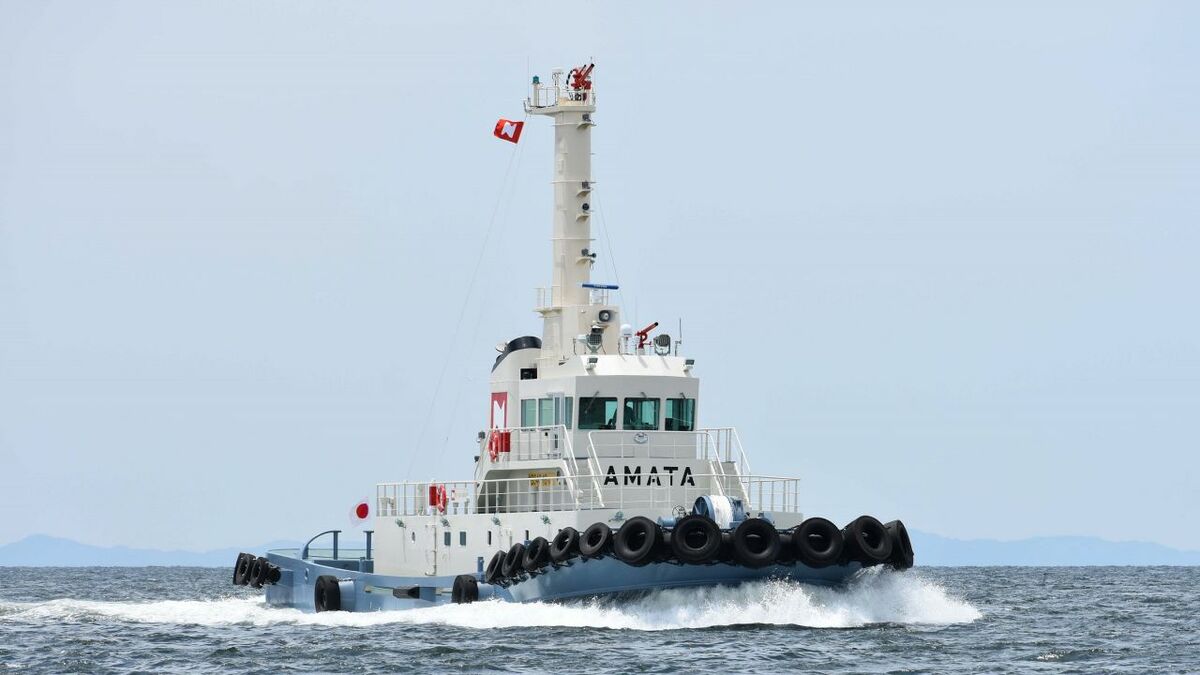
xmin=494 ymin=118 xmax=524 ymax=143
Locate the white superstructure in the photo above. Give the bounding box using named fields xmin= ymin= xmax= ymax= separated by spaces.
xmin=370 ymin=65 xmax=802 ymax=579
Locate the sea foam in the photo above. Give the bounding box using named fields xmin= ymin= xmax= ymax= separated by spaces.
xmin=0 ymin=568 xmax=980 ymax=631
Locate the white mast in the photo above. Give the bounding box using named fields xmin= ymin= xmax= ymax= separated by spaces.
xmin=526 ymin=64 xmax=619 ymax=361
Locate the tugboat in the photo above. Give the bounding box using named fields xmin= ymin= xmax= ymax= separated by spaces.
xmin=231 ymin=62 xmax=914 ymax=611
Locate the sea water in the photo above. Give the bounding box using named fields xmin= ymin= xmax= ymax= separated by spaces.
xmin=0 ymin=566 xmax=1196 ymax=673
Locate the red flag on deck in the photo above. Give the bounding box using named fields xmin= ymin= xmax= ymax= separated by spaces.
xmin=493 ymin=118 xmax=524 ymax=143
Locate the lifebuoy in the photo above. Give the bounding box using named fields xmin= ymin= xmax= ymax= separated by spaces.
xmin=522 ymin=537 xmax=550 ymax=572
xmin=731 ymin=518 xmax=781 ymax=568
xmin=549 ymin=527 xmax=580 ymax=563
xmin=579 ymin=522 xmax=613 ymax=558
xmin=792 ymin=517 xmax=844 ymax=568
xmin=669 ymin=514 xmax=722 ymax=564
xmin=842 ymin=515 xmax=893 ymax=565
xmin=488 ymin=433 xmax=499 ymax=461
xmin=427 ymin=484 xmax=449 ymax=513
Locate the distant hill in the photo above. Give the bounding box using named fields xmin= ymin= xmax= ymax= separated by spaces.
xmin=0 ymin=535 xmax=304 ymax=567
xmin=910 ymin=530 xmax=1200 ymax=566
xmin=2 ymin=532 xmax=1198 ymax=567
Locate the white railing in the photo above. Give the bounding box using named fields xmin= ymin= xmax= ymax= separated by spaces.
xmin=375 ymin=473 xmax=800 ymax=518
xmin=377 ymin=475 xmax=601 ymax=518
xmin=586 ymin=288 xmax=610 ymax=306
xmin=482 ymin=424 xmax=604 ymax=507
xmin=587 ymin=430 xmax=704 ymax=461
xmin=527 ymin=85 xmax=595 ymax=109
xmin=535 ymin=286 xmax=608 ymax=310
xmin=483 ymin=425 xmax=572 ymax=463
xmin=585 ymin=429 xmax=751 ymax=475
xmin=699 ymin=427 xmax=752 ymax=477
xmin=742 ymin=476 xmax=803 ymax=515
xmin=534 ymin=287 xmax=556 ymax=311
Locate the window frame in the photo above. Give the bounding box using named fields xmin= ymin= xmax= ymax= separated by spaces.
xmin=538 ymin=397 xmax=555 ymax=427
xmin=665 ymin=397 xmax=696 ymax=432
xmin=520 ymin=399 xmax=537 ymax=427
xmin=623 ymin=397 xmax=661 ymax=431
xmin=578 ymin=396 xmax=619 ymax=430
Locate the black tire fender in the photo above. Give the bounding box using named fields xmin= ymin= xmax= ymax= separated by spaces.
xmin=842 ymin=515 xmax=893 ymax=565
xmin=776 ymin=530 xmax=795 ymax=564
xmin=314 ymin=575 xmax=342 ymax=612
xmin=549 ymin=527 xmax=580 ymax=563
xmin=484 ymin=550 xmax=506 ymax=584
xmin=522 ymin=537 xmax=550 ymax=572
xmin=613 ymin=516 xmax=664 ymax=566
xmin=502 ymin=542 xmax=526 ymax=578
xmin=731 ymin=518 xmax=781 ymax=568
xmin=249 ymin=556 xmax=269 ymax=588
xmin=884 ymin=519 xmax=915 ymax=570
xmin=579 ymin=522 xmax=613 ymax=559
xmin=451 ymin=574 xmax=479 ymax=604
xmin=232 ymin=553 xmax=253 ymax=586
xmin=670 ymin=514 xmax=722 ymax=564
xmin=792 ymin=517 xmax=845 ymax=568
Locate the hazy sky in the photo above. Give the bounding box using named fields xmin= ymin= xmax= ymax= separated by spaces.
xmin=1 ymin=1 xmax=1197 ymax=551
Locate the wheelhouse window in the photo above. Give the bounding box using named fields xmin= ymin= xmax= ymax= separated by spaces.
xmin=624 ymin=398 xmax=660 ymax=431
xmin=539 ymin=397 xmax=555 ymax=426
xmin=564 ymin=396 xmax=573 ymax=429
xmin=665 ymin=398 xmax=695 ymax=431
xmin=578 ymin=396 xmax=618 ymax=429
xmin=521 ymin=399 xmax=537 ymax=427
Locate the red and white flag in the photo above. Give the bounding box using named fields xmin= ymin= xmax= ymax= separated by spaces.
xmin=493 ymin=118 xmax=524 ymax=143
xmin=349 ymin=498 xmax=371 ymax=527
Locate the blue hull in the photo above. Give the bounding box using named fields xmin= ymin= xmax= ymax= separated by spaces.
xmin=261 ymin=551 xmax=861 ymax=612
